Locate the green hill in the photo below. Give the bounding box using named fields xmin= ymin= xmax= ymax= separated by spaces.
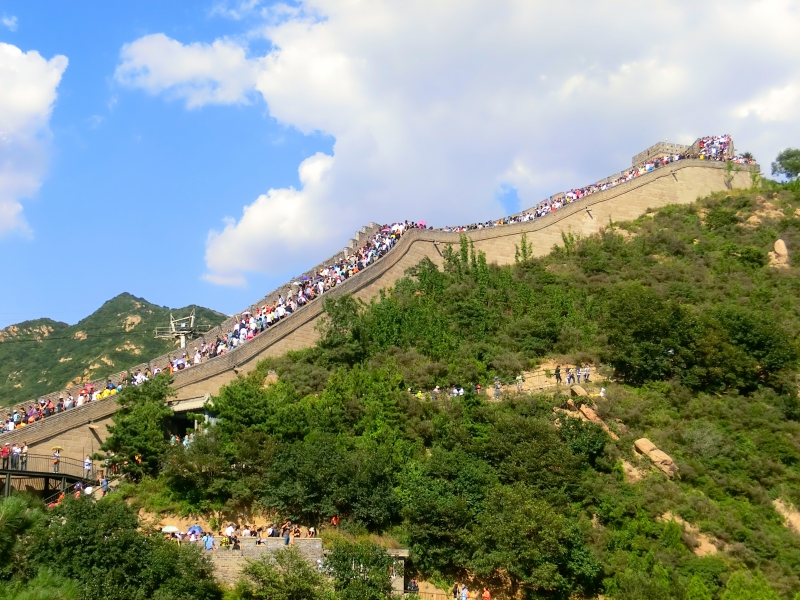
xmin=0 ymin=293 xmax=226 ymax=406
xmin=107 ymin=180 xmax=800 ymax=598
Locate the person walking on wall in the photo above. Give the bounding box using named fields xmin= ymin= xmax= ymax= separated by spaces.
xmin=52 ymin=449 xmax=60 ymax=473
xmin=555 ymin=365 xmax=562 ymax=385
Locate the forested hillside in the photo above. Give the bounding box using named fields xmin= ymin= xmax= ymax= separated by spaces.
xmin=8 ymin=180 xmax=800 ymax=600
xmin=0 ymin=293 xmax=226 ymax=406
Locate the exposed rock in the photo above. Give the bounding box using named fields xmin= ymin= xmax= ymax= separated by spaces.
xmin=658 ymin=512 xmax=721 ymax=557
xmin=769 ymin=238 xmax=790 ymax=269
xmin=621 ymin=459 xmax=646 ymax=483
xmin=73 ymin=331 xmax=87 ymax=340
xmin=553 ymin=406 xmax=586 ymax=421
xmin=614 ymin=419 xmax=630 ymax=435
xmin=263 ymin=370 xmax=279 ymax=387
xmin=579 ymin=405 xmax=619 ymax=440
xmin=634 ymin=438 xmax=679 ymax=478
xmin=124 ymin=315 xmax=142 ymax=331
xmin=773 ymin=498 xmax=800 ymax=535
xmin=570 ymin=385 xmax=588 ymax=397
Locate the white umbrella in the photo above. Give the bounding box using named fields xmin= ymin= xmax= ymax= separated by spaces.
xmin=161 ymin=525 xmax=180 ymax=533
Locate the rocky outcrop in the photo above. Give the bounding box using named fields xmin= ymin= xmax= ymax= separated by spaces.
xmin=768 ymin=239 xmax=790 ymax=268
xmin=570 ymin=385 xmax=588 ymax=397
xmin=579 ymin=405 xmax=619 ymax=440
xmin=634 ymin=438 xmax=678 ymax=478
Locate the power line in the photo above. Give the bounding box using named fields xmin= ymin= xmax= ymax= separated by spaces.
xmin=0 ymin=325 xmax=220 ymax=345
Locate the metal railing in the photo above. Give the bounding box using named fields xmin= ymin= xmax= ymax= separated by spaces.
xmin=0 ymin=454 xmax=92 ymax=480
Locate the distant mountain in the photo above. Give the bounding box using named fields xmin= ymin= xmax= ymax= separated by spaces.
xmin=0 ymin=293 xmax=227 ymax=407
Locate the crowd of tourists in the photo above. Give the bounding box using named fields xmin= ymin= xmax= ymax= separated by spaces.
xmin=184 ymin=221 xmax=427 ymax=365
xmin=441 ymin=135 xmax=756 ymax=233
xmin=159 ymin=520 xmax=321 ymax=551
xmin=1 ymin=441 xmax=28 ymax=470
xmin=2 ymin=380 xmax=123 ymax=435
xmin=4 ymin=135 xmax=757 ymax=424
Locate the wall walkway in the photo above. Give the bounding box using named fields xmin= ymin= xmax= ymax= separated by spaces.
xmin=2 ymin=160 xmax=755 ymax=459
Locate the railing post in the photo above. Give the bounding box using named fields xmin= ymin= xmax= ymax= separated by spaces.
xmin=4 ymin=472 xmax=10 ymax=498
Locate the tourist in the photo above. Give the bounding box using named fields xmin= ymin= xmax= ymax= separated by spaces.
xmin=482 ymin=587 xmax=491 ymax=600
xmin=20 ymin=442 xmax=28 ymax=471
xmin=52 ymin=449 xmax=60 ymax=473
xmin=1 ymin=443 xmax=9 ymax=469
xmin=10 ymin=443 xmax=20 ymax=469
xmin=281 ymin=521 xmax=292 ymax=545
xmin=555 ymin=365 xmax=562 ymax=385
xmin=84 ymin=455 xmax=92 ymax=478
xmin=203 ymin=533 xmax=216 ymax=551
xmin=461 ymin=585 xmax=469 ymax=600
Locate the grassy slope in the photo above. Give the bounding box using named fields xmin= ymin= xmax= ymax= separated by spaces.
xmin=124 ymin=183 xmax=800 ymax=598
xmin=0 ymin=293 xmax=226 ymax=406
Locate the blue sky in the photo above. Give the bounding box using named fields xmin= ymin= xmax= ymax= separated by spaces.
xmin=1 ymin=1 xmax=799 ymax=328
xmin=0 ymin=2 xmax=332 ymax=325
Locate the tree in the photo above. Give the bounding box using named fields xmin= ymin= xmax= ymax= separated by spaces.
xmin=0 ymin=496 xmax=43 ymax=572
xmin=721 ymin=570 xmax=780 ymax=600
xmin=0 ymin=496 xmax=45 ymax=580
xmin=771 ymin=148 xmax=800 ymax=180
xmin=470 ymin=485 xmax=600 ymax=596
xmin=686 ymin=575 xmax=713 ymax=600
xmin=234 ymin=546 xmax=332 ymax=600
xmin=0 ymin=569 xmax=79 ymax=600
xmin=325 ymin=538 xmax=394 ymax=600
xmin=29 ymin=497 xmax=221 ymax=600
xmin=101 ymin=375 xmax=175 ymax=479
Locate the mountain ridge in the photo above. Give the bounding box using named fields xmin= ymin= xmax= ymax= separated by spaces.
xmin=0 ymin=292 xmax=226 ymax=407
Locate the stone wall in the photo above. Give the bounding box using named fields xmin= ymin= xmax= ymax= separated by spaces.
xmin=0 ymin=399 xmax=116 ymax=462
xmin=208 ymin=537 xmax=323 ymax=585
xmin=4 ymin=160 xmax=756 ymax=459
xmin=632 ymin=141 xmax=691 ymax=166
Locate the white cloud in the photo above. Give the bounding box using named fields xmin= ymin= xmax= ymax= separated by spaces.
xmin=733 ymin=84 xmax=800 ymax=122
xmin=203 ymin=152 xmax=337 ymax=286
xmin=117 ymin=0 xmax=800 ymax=285
xmin=115 ymin=33 xmax=260 ymax=108
xmin=1 ymin=15 xmax=17 ymax=31
xmin=0 ymin=43 xmax=68 ymax=237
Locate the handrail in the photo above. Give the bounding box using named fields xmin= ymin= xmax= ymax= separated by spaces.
xmin=0 ymin=453 xmax=93 ymax=480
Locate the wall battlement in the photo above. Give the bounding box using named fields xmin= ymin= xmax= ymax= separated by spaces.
xmin=3 ymin=160 xmax=757 ymax=460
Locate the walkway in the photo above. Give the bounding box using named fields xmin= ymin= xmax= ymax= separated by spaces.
xmin=1 ymin=454 xmax=93 ymax=497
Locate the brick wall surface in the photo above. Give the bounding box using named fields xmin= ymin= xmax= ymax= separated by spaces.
xmin=207 ymin=538 xmax=323 ymax=585
xmin=4 ymin=161 xmax=756 ymax=459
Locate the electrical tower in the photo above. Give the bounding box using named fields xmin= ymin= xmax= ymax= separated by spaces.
xmin=154 ymin=308 xmax=198 ymax=349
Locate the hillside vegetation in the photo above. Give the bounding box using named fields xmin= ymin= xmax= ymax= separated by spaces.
xmin=56 ymin=180 xmax=800 ymax=598
xmin=0 ymin=293 xmax=226 ymax=407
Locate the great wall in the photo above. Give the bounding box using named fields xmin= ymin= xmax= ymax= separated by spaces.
xmin=0 ymin=157 xmax=756 ymax=462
